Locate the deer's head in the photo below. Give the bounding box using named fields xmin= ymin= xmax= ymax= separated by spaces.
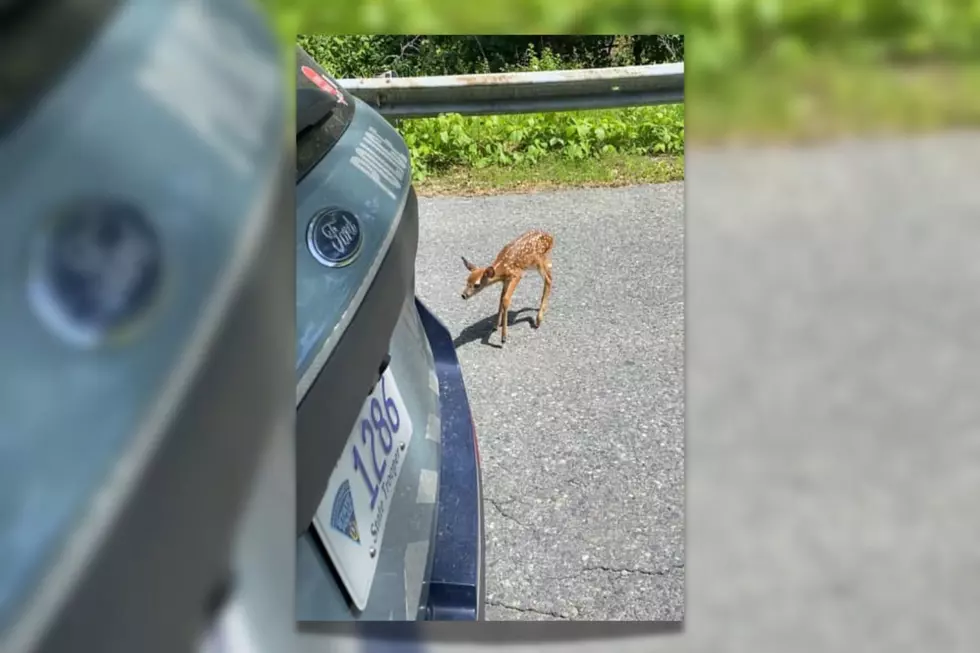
xmin=460 ymin=256 xmax=496 ymax=300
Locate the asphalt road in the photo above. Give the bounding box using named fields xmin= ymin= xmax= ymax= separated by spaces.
xmin=406 ymin=132 xmax=980 ymax=651
xmin=414 ymin=183 xmax=686 ymax=621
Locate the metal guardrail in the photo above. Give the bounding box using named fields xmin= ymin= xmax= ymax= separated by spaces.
xmin=338 ymin=63 xmax=684 ymax=119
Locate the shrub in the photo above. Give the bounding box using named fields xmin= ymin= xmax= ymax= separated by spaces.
xmin=296 ymin=36 xmax=686 ymax=181
xmin=398 ymin=104 xmax=684 ymax=181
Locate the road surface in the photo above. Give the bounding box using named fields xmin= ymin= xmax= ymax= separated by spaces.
xmin=415 ymin=183 xmax=686 ymax=621
xmin=395 ymin=132 xmax=980 ymax=652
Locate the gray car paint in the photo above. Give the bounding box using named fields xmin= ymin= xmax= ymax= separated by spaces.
xmin=0 ymin=0 xmax=284 ymax=642
xmin=296 ymin=97 xmax=410 ymax=396
xmin=296 ymin=295 xmax=443 ymax=621
xmin=294 ymin=99 xmax=443 ymax=619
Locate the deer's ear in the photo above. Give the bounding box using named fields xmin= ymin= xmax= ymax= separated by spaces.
xmin=483 ymin=266 xmax=495 ymax=280
xmin=462 ymin=256 xmax=476 ymax=271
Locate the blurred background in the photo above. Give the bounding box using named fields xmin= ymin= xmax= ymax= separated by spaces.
xmin=0 ymin=2 xmax=292 ymax=652
xmin=272 ymin=0 xmax=980 ymax=142
xmin=4 ymin=0 xmax=978 ymax=649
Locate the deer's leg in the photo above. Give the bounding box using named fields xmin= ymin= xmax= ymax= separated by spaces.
xmin=500 ymin=277 xmax=519 ymax=344
xmin=536 ymin=259 xmax=553 ymax=328
xmin=493 ymin=285 xmax=506 ymax=332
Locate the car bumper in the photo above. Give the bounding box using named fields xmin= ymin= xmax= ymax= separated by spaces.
xmin=415 ymin=299 xmax=486 ymax=621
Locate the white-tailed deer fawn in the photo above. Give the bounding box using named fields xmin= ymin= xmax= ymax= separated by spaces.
xmin=461 ymin=229 xmax=554 ymax=346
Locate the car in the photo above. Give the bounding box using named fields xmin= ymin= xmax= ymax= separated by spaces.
xmin=0 ymin=2 xmax=290 ymax=653
xmin=293 ymin=44 xmax=486 ymax=621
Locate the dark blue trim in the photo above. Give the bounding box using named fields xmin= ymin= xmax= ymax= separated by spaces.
xmin=358 ymin=624 xmax=425 ymax=653
xmin=414 ymin=298 xmax=484 ymax=621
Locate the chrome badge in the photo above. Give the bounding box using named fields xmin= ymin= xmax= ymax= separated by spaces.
xmin=307 ymin=208 xmax=363 ymax=267
xmin=27 ymin=198 xmax=163 ymax=348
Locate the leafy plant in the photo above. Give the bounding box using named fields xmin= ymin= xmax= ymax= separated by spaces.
xmin=283 ymin=8 xmax=980 ymax=147
xmin=398 ymin=105 xmax=684 ymax=182
xmin=296 ymin=35 xmax=685 ymax=79
xmin=297 ymin=36 xmax=686 ymax=182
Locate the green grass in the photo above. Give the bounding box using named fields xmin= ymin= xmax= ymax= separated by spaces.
xmin=689 ymin=59 xmax=980 ymax=144
xmin=411 ymin=59 xmax=980 ymax=196
xmin=268 ymin=0 xmax=980 ymax=142
xmin=398 ymin=105 xmax=685 ymax=182
xmin=414 ymin=152 xmax=683 ymax=196
xmin=261 ymin=0 xmax=682 ymax=33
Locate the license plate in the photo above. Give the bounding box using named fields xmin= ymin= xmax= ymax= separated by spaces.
xmin=312 ymin=366 xmax=414 ymax=610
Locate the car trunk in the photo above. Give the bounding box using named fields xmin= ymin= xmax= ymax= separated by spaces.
xmin=294 ymin=49 xmax=442 ymax=620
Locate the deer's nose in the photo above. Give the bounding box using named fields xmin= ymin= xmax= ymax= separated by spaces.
xmin=461 ymin=293 xmax=467 ymax=300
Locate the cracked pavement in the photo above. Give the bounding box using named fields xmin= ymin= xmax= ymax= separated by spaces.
xmin=415 ymin=184 xmax=685 ymax=621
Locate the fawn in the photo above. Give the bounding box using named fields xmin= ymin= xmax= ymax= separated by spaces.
xmin=460 ymin=229 xmax=554 ymax=345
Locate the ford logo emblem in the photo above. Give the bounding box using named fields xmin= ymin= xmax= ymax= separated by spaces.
xmin=27 ymin=198 xmax=163 ymax=348
xmin=307 ymin=208 xmax=363 ymax=267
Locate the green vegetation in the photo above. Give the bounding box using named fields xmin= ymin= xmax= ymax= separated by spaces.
xmin=692 ymin=58 xmax=980 ymax=143
xmin=267 ymin=1 xmax=683 ymax=36
xmin=297 ymin=36 xmax=685 ymax=191
xmin=278 ymin=2 xmax=980 ymax=67
xmin=270 ymin=2 xmax=980 ymax=146
xmin=295 ymin=35 xmax=682 ymax=78
xmin=399 ymin=106 xmax=684 ymax=182
xmin=677 ymin=0 xmax=980 ymax=142
xmin=415 ymin=152 xmax=683 ymax=196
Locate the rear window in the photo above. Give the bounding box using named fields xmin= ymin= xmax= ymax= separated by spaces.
xmin=295 ymin=46 xmax=355 ymax=183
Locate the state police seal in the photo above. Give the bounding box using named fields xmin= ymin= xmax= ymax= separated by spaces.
xmin=307 ymin=208 xmax=363 ymax=268
xmin=27 ymin=198 xmax=163 ymax=348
